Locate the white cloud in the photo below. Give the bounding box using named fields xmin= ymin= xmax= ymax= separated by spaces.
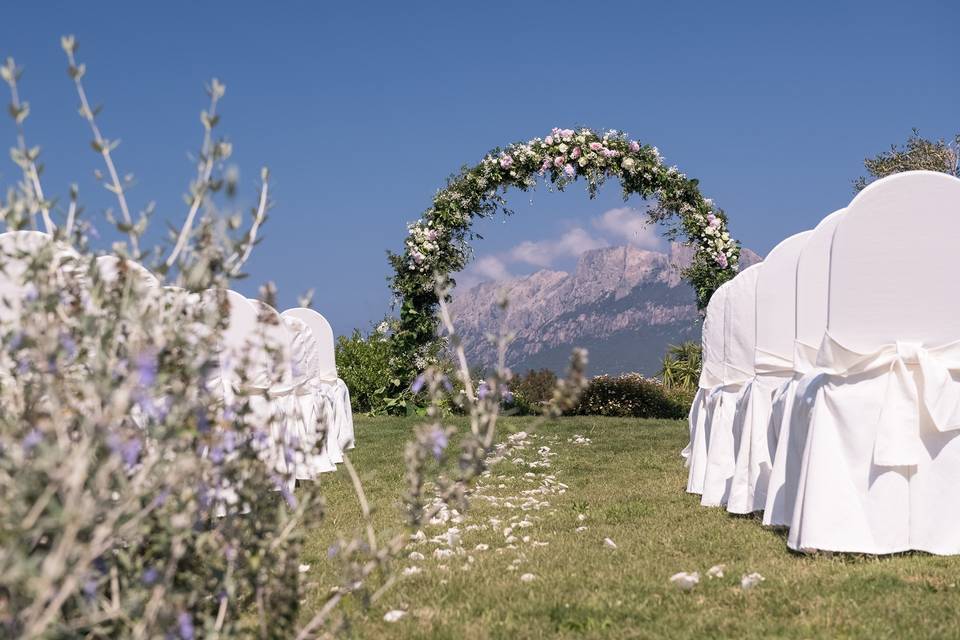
xmin=508 ymin=228 xmax=608 ymax=268
xmin=592 ymin=207 xmax=662 ymax=249
xmin=455 ymin=207 xmax=664 ymax=290
xmin=472 ymin=255 xmax=512 ymax=281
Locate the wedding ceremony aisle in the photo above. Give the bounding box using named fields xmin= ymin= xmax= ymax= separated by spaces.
xmin=299 ymin=416 xmax=960 ymax=639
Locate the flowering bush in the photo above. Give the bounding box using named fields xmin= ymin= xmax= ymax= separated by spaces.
xmin=0 ymin=40 xmax=592 ymax=638
xmin=388 ymin=126 xmax=741 ymax=390
xmin=571 ymin=373 xmax=689 ymax=420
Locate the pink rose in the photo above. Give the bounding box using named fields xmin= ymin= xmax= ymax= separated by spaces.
xmin=716 ymin=253 xmax=728 ymax=268
xmin=541 ymin=158 xmax=552 ymax=172
xmin=544 ymin=135 xmax=554 ymax=145
xmin=571 ymin=147 xmax=581 ymax=159
xmin=554 ymin=156 xmax=565 ymax=168
xmin=589 ymin=142 xmax=603 ymax=151
xmin=629 ymin=140 xmax=640 ymax=152
xmin=499 ymin=155 xmax=514 ymax=169
xmin=564 ymin=163 xmax=575 ymax=177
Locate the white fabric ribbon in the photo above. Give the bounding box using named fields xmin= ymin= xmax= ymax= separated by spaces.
xmin=816 ymin=333 xmax=960 ymax=467
xmin=754 ymin=347 xmax=795 ymax=378
xmin=792 ymin=340 xmax=819 ymax=374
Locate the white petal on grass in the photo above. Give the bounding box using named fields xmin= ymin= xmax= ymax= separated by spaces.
xmin=669 ymin=571 xmax=701 ymax=591
xmin=520 ymin=573 xmax=536 ymax=583
xmin=604 ymin=537 xmax=618 ymax=549
xmin=707 ymin=564 xmax=726 ymax=578
xmin=741 ymin=572 xmax=765 ymax=590
xmin=408 ymin=551 xmax=425 ymax=561
xmin=297 ymin=564 xmax=311 ymax=574
xmin=474 ymin=543 xmax=490 ymax=551
xmin=383 ymin=610 xmax=407 ymax=622
xmin=402 ymin=566 xmax=422 ymax=576
xmin=577 ymin=513 xmax=587 ymax=522
xmin=575 ymin=526 xmax=588 ymax=532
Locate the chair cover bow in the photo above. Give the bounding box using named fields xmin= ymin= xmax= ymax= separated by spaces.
xmin=754 ymin=347 xmax=794 ymax=377
xmin=817 ymin=333 xmax=960 ymax=467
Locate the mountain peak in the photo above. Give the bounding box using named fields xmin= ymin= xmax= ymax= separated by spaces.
xmin=452 ymin=242 xmax=764 ymax=376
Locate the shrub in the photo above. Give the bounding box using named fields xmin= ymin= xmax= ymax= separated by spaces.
xmin=507 ymin=368 xmax=559 ymax=415
xmin=571 ymin=373 xmax=688 ymax=419
xmin=336 ymin=321 xmax=407 ymax=415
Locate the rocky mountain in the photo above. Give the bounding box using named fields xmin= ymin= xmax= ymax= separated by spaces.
xmin=450 ymin=244 xmax=762 ymax=377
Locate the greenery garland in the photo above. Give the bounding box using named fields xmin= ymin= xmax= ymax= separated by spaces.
xmin=388 ymin=127 xmax=740 ymax=386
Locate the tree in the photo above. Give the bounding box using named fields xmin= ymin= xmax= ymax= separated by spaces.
xmin=855 ymin=129 xmax=959 ymax=191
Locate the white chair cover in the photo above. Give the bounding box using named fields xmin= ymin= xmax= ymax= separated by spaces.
xmin=282 ymin=313 xmax=337 ymax=475
xmin=701 ymin=263 xmax=762 ymax=507
xmin=762 ymin=209 xmax=845 ymax=526
xmin=727 ymin=232 xmax=811 ymax=514
xmin=0 ymin=231 xmax=61 ymax=323
xmin=789 ymin=171 xmax=960 ymax=554
xmin=281 ymin=307 xmax=354 ymax=455
xmin=94 ymin=255 xmax=160 ymax=289
xmin=684 ymin=281 xmax=729 ymax=495
xmin=246 ymin=299 xmax=316 ymax=486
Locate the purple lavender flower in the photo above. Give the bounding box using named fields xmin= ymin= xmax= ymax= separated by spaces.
xmin=120 ymin=437 xmax=143 ymax=468
xmin=328 ymin=543 xmax=340 ymax=558
xmin=59 ymin=332 xmax=77 ymax=358
xmin=141 ymin=566 xmax=159 ymax=585
xmin=427 ymin=426 xmax=448 ymax=461
xmin=503 ymin=387 xmax=514 ymax=404
xmin=177 ymin=612 xmax=195 ymax=640
xmin=477 ymin=381 xmax=489 ymax=400
xmin=410 ymin=374 xmax=426 ymax=394
xmin=136 ymin=349 xmax=158 ymax=387
xmin=82 ymin=578 xmax=98 ymax=600
xmin=280 ymin=484 xmax=298 ymax=509
xmin=209 ymin=446 xmax=225 ymax=465
xmin=21 ymin=429 xmax=42 ymax=453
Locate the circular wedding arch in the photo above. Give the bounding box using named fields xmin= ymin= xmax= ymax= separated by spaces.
xmin=387 ymin=126 xmax=741 ymax=384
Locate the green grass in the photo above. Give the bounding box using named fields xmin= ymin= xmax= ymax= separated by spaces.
xmin=299 ymin=416 xmax=960 ymax=639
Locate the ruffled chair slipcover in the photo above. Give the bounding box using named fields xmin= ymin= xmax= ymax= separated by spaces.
xmin=281 ymin=307 xmax=354 ymax=456
xmin=762 ymin=209 xmax=845 ymax=527
xmin=789 ymin=171 xmax=960 ymax=554
xmin=726 ymin=232 xmax=811 ymax=514
xmin=283 ymin=314 xmax=338 ymax=476
xmin=246 ymin=299 xmax=317 ymax=489
xmin=684 ymin=282 xmax=729 ymax=495
xmin=701 ymin=264 xmax=763 ymax=507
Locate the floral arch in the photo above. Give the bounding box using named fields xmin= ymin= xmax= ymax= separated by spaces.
xmin=387 ymin=127 xmax=740 ymax=384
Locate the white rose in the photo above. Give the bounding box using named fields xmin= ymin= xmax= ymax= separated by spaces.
xmin=558 ymin=143 xmax=568 ymax=153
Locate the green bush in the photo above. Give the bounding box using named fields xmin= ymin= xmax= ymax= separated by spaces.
xmin=571 ymin=373 xmax=688 ymax=419
xmin=336 ymin=323 xmax=407 ymax=415
xmin=507 ymin=368 xmax=559 ymax=415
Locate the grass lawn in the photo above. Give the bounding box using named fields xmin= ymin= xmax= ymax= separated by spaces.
xmin=299 ymin=416 xmax=960 ymax=639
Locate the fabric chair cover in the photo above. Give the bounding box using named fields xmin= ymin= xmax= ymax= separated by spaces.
xmin=762 ymin=209 xmax=845 ymax=526
xmin=727 ymin=232 xmax=811 ymax=514
xmin=701 ymin=263 xmax=762 ymax=507
xmin=246 ymin=299 xmax=317 ymax=487
xmin=684 ymin=281 xmax=730 ymax=494
xmin=0 ymin=231 xmax=61 ymax=323
xmin=282 ymin=313 xmax=337 ymax=476
xmin=789 ymin=171 xmax=960 ymax=554
xmin=282 ymin=307 xmax=354 ymax=455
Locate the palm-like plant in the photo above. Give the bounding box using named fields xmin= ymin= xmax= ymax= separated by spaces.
xmin=659 ymin=342 xmax=702 ymax=391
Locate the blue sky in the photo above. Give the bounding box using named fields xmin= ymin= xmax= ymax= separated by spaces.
xmin=2 ymin=1 xmax=957 ymax=334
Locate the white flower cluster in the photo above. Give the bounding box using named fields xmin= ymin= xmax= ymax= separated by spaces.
xmin=405 ymin=219 xmax=441 ymax=272
xmin=691 ymin=210 xmax=736 ymax=269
